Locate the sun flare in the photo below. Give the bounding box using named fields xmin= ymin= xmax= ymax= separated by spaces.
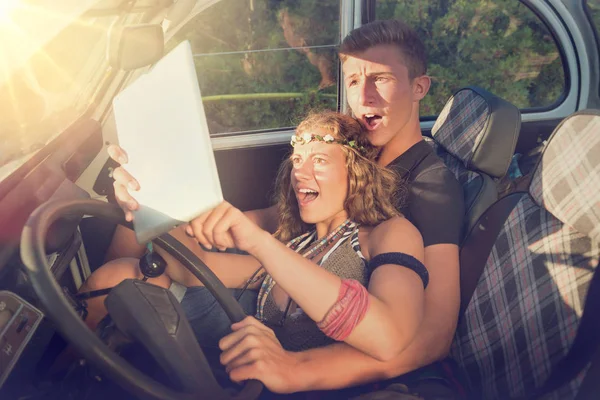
xmin=0 ymin=0 xmax=20 ymax=24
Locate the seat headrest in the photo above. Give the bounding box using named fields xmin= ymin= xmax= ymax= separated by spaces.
xmin=431 ymin=87 xmax=521 ymax=178
xmin=529 ymin=110 xmax=600 ymax=242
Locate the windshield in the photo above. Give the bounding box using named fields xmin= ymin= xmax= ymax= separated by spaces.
xmin=0 ymin=1 xmax=134 ymax=180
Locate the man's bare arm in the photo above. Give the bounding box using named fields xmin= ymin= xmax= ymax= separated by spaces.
xmin=287 ymin=244 xmax=460 ymax=392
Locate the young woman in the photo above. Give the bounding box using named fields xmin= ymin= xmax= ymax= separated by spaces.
xmin=81 ymin=111 xmax=427 ymax=392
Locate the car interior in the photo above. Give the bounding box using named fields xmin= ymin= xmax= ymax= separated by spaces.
xmin=0 ymin=1 xmax=599 ymax=399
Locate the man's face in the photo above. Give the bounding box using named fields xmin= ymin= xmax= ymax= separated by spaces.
xmin=342 ymin=44 xmax=420 ymax=148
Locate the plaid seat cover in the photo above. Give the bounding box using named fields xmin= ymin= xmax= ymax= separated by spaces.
xmin=451 ymin=111 xmax=600 ymax=399
xmin=425 ymin=89 xmax=500 ymax=227
xmin=431 ymin=88 xmax=490 ymax=169
xmin=424 ymin=136 xmax=479 ymax=188
xmin=452 ymin=197 xmax=598 ymax=399
xmin=530 ymin=112 xmax=600 ymax=243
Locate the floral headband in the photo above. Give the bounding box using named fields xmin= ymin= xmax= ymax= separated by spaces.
xmin=290 ymin=132 xmax=366 ymax=155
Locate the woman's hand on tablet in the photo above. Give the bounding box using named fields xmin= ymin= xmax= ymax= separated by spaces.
xmin=108 ymin=144 xmax=140 ymax=222
xmin=186 ymin=201 xmax=269 ymax=253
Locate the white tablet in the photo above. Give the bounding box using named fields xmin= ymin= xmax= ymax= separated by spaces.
xmin=112 ymin=40 xmax=223 ymax=244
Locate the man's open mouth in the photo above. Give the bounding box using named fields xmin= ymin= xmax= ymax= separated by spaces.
xmin=363 ymin=114 xmax=383 ymax=130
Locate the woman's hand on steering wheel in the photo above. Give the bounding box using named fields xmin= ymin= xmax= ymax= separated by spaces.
xmin=107 ymin=144 xmax=140 ymax=222
xmin=186 ymin=201 xmax=269 ymax=253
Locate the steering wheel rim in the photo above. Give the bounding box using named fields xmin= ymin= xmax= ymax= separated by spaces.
xmin=20 ymin=198 xmax=263 ymax=400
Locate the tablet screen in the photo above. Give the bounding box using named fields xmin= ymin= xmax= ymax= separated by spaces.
xmin=112 ymin=40 xmax=223 ymax=244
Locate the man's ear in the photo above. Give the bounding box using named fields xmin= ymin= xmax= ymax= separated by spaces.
xmin=412 ymin=75 xmax=431 ymax=101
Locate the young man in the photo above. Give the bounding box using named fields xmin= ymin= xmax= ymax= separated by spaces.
xmin=106 ymin=19 xmax=464 ymax=395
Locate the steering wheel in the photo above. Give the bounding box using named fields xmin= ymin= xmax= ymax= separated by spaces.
xmin=20 ymin=199 xmax=264 ymax=400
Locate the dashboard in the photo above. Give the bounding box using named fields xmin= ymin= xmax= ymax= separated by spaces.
xmin=0 ymin=291 xmax=44 ymax=388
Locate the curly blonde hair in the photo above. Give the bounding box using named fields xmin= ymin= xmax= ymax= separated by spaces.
xmin=273 ymin=111 xmax=406 ymax=242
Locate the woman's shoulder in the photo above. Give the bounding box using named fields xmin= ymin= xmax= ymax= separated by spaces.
xmin=366 ymin=216 xmax=424 ymax=260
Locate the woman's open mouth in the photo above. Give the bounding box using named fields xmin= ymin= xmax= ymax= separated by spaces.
xmin=297 ymin=188 xmax=319 ymax=207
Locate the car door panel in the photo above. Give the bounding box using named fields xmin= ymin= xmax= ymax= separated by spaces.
xmin=215 ymin=143 xmax=290 ymax=211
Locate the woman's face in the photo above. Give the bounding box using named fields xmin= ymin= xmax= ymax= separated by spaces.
xmin=290 ymin=130 xmax=349 ymax=224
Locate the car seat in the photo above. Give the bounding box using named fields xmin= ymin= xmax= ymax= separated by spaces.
xmin=451 ymin=110 xmax=600 ymax=399
xmin=426 ymin=87 xmax=521 ymax=241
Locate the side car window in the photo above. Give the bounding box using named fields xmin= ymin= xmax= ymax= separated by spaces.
xmin=167 ymin=0 xmax=341 ymax=136
xmin=376 ymin=0 xmax=566 ymax=116
xmin=588 ymin=0 xmax=600 ymax=31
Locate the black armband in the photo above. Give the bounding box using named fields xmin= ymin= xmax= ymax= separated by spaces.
xmin=367 ymin=252 xmax=429 ymax=289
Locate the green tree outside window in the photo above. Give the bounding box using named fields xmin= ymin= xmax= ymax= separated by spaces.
xmin=376 ymin=0 xmax=566 ymax=116
xmin=167 ymin=0 xmax=340 ymax=136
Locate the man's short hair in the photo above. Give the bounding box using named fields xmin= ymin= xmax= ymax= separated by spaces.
xmin=339 ymin=19 xmax=427 ymax=79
